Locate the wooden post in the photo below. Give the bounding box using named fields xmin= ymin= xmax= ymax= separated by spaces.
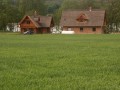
xmin=21 ymin=28 xmax=24 ymax=33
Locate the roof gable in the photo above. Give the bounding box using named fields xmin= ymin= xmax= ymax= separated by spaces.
xmin=76 ymin=13 xmax=88 ymax=22
xmin=19 ymin=16 xmax=40 ymax=28
xmin=19 ymin=15 xmax=53 ymax=28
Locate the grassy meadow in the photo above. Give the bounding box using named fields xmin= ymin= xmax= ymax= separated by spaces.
xmin=0 ymin=33 xmax=120 ymax=90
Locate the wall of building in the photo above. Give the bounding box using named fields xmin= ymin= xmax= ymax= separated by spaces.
xmin=20 ymin=28 xmax=52 ymax=34
xmin=63 ymin=27 xmax=104 ymax=34
xmin=42 ymin=28 xmax=49 ymax=34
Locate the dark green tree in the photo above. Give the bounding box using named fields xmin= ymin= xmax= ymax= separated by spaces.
xmin=107 ymin=0 xmax=120 ymax=32
xmin=0 ymin=0 xmax=47 ymax=31
xmin=18 ymin=0 xmax=46 ymax=15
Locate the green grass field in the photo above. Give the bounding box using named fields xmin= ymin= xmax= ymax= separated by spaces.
xmin=0 ymin=33 xmax=120 ymax=90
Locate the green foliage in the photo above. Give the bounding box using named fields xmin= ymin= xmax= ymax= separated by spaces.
xmin=0 ymin=2 xmax=21 ymax=30
xmin=18 ymin=0 xmax=46 ymax=15
xmin=60 ymin=0 xmax=103 ymax=10
xmin=107 ymin=0 xmax=120 ymax=32
xmin=0 ymin=0 xmax=120 ymax=32
xmin=0 ymin=0 xmax=47 ymax=30
xmin=47 ymin=4 xmax=60 ymax=14
xmin=0 ymin=34 xmax=120 ymax=90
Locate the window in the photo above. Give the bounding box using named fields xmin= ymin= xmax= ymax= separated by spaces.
xmin=68 ymin=28 xmax=72 ymax=31
xmin=26 ymin=21 xmax=30 ymax=24
xmin=80 ymin=27 xmax=83 ymax=32
xmin=92 ymin=27 xmax=96 ymax=32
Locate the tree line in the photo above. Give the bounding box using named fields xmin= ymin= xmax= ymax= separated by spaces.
xmin=0 ymin=0 xmax=120 ymax=32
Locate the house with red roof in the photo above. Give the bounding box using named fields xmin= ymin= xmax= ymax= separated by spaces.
xmin=60 ymin=9 xmax=106 ymax=34
xmin=19 ymin=15 xmax=54 ymax=34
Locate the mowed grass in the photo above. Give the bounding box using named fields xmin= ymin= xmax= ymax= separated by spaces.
xmin=0 ymin=33 xmax=120 ymax=90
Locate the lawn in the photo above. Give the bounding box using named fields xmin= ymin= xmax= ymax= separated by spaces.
xmin=0 ymin=33 xmax=120 ymax=90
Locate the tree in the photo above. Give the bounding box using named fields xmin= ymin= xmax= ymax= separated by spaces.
xmin=18 ymin=0 xmax=46 ymax=15
xmin=107 ymin=0 xmax=120 ymax=32
xmin=0 ymin=0 xmax=47 ymax=31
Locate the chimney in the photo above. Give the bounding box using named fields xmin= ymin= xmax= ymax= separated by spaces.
xmin=89 ymin=7 xmax=92 ymax=12
xmin=34 ymin=11 xmax=37 ymax=17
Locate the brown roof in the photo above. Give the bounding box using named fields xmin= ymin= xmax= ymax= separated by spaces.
xmin=60 ymin=10 xmax=106 ymax=27
xmin=19 ymin=15 xmax=53 ymax=28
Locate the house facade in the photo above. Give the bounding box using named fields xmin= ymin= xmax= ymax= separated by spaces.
xmin=60 ymin=9 xmax=106 ymax=34
xmin=19 ymin=15 xmax=54 ymax=34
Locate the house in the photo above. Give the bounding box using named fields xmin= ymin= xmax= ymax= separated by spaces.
xmin=19 ymin=14 xmax=54 ymax=34
xmin=60 ymin=8 xmax=106 ymax=34
xmin=6 ymin=23 xmax=20 ymax=32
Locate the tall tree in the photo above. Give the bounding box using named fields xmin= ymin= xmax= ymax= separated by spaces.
xmin=0 ymin=0 xmax=22 ymax=30
xmin=107 ymin=0 xmax=120 ymax=32
xmin=0 ymin=0 xmax=47 ymax=31
xmin=18 ymin=0 xmax=46 ymax=15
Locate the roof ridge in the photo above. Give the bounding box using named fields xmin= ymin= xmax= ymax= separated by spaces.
xmin=63 ymin=9 xmax=105 ymax=12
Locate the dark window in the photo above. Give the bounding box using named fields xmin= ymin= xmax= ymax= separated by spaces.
xmin=80 ymin=27 xmax=83 ymax=32
xmin=26 ymin=21 xmax=30 ymax=24
xmin=92 ymin=27 xmax=96 ymax=32
xmin=24 ymin=28 xmax=27 ymax=32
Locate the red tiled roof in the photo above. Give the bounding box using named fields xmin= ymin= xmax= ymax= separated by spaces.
xmin=60 ymin=10 xmax=106 ymax=27
xmin=19 ymin=15 xmax=53 ymax=28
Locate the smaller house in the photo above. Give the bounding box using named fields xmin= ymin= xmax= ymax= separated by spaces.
xmin=19 ymin=14 xmax=54 ymax=34
xmin=60 ymin=8 xmax=106 ymax=34
xmin=6 ymin=23 xmax=20 ymax=32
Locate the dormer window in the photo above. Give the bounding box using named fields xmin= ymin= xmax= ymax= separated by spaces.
xmin=76 ymin=13 xmax=88 ymax=22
